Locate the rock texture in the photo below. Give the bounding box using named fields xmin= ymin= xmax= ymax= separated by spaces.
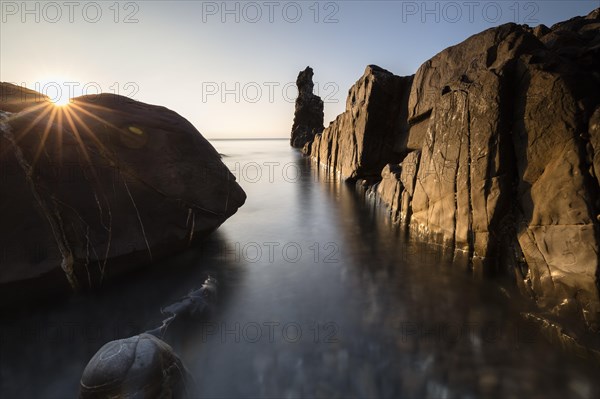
xmin=79 ymin=333 xmax=193 ymax=398
xmin=290 ymin=67 xmax=324 ymax=148
xmin=307 ymin=9 xmax=600 ymax=331
xmin=311 ymin=65 xmax=413 ymax=180
xmin=0 ymin=82 xmax=49 ymax=113
xmin=0 ymin=88 xmax=246 ymax=304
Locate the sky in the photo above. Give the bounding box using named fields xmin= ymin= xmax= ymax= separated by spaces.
xmin=1 ymin=0 xmax=598 ymax=138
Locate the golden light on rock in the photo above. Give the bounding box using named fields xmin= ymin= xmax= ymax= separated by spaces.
xmin=128 ymin=126 xmax=144 ymax=135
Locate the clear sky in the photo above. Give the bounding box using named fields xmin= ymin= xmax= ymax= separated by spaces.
xmin=1 ymin=0 xmax=598 ymax=138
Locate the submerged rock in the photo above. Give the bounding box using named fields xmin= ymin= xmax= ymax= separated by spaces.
xmin=79 ymin=276 xmax=217 ymax=398
xmin=79 ymin=333 xmax=193 ymax=398
xmin=305 ymin=8 xmax=600 ymax=331
xmin=290 ymin=66 xmax=324 ymax=148
xmin=0 ymin=88 xmax=246 ymax=304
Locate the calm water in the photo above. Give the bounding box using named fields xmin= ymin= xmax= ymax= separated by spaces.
xmin=1 ymin=140 xmax=599 ymax=398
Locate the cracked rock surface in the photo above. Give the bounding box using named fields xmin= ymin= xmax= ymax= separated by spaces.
xmin=310 ymin=65 xmax=413 ymax=180
xmin=0 ymin=90 xmax=246 ymax=303
xmin=307 ymin=9 xmax=600 ymax=331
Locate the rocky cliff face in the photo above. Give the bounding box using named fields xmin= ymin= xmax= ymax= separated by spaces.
xmin=0 ymin=88 xmax=246 ymax=304
xmin=290 ymin=67 xmax=324 ymax=149
xmin=307 ymin=9 xmax=600 ymax=331
xmin=311 ymin=65 xmax=413 ymax=180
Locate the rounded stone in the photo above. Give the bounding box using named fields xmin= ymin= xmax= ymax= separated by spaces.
xmin=79 ymin=333 xmax=193 ymax=398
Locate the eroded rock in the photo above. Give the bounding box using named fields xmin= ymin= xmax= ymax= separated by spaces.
xmin=310 ymin=65 xmax=413 ymax=180
xmin=290 ymin=67 xmax=324 ymax=148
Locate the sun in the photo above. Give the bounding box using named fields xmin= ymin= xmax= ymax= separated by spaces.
xmin=51 ymin=96 xmax=71 ymax=107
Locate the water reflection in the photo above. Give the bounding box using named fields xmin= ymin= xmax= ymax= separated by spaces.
xmin=191 ymin=140 xmax=599 ymax=399
xmin=1 ymin=140 xmax=598 ymax=398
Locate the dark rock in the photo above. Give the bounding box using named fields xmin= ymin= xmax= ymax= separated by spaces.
xmin=80 ymin=277 xmax=217 ymax=398
xmin=532 ymin=24 xmax=551 ymax=38
xmin=79 ymin=333 xmax=194 ymax=398
xmin=290 ymin=67 xmax=324 ymax=148
xmin=0 ymin=87 xmax=246 ymax=304
xmin=311 ymin=65 xmax=413 ymax=180
xmin=302 ymin=140 xmax=312 ymax=156
xmin=0 ymin=82 xmax=48 ymax=113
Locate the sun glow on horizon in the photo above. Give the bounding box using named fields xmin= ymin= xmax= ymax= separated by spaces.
xmin=50 ymin=96 xmax=71 ymax=107
xmin=30 ymin=76 xmax=80 ymax=107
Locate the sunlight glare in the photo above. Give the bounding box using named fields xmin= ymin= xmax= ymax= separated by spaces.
xmin=51 ymin=96 xmax=71 ymax=107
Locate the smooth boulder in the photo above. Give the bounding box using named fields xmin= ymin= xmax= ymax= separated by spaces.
xmin=0 ymin=87 xmax=246 ymax=303
xmin=79 ymin=333 xmax=193 ymax=398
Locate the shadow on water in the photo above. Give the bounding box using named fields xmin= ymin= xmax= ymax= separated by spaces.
xmin=2 ymin=140 xmax=600 ymax=398
xmin=0 ymin=231 xmax=245 ymax=398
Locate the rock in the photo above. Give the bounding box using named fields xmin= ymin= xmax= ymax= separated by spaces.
xmin=590 ymin=107 xmax=600 ymax=185
xmin=79 ymin=277 xmax=217 ymax=398
xmin=79 ymin=333 xmax=194 ymax=398
xmin=376 ymin=164 xmax=402 ymax=221
xmin=310 ymin=65 xmax=413 ymax=180
xmin=408 ymin=17 xmax=600 ymax=326
xmin=290 ymin=67 xmax=324 ymax=148
xmin=302 ymin=140 xmax=312 ymax=156
xmin=409 ymin=15 xmax=600 ymax=328
xmin=0 ymin=82 xmax=49 ymax=113
xmin=532 ymin=24 xmax=551 ymax=38
xmin=398 ymin=150 xmax=421 ymax=224
xmin=408 ymin=23 xmax=539 ymax=254
xmin=0 ymin=87 xmax=246 ymax=304
xmin=305 ymin=8 xmax=600 ymax=330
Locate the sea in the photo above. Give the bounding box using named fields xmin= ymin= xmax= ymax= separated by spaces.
xmin=1 ymin=139 xmax=599 ymax=398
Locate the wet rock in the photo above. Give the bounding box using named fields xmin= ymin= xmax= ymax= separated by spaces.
xmin=407 ymin=16 xmax=600 ymax=326
xmin=79 ymin=333 xmax=194 ymax=398
xmin=310 ymin=65 xmax=413 ymax=180
xmin=290 ymin=67 xmax=324 ymax=148
xmin=0 ymin=89 xmax=246 ymax=304
xmin=414 ymin=15 xmax=598 ymax=328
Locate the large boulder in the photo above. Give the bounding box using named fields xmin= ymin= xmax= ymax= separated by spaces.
xmin=290 ymin=67 xmax=324 ymax=148
xmin=311 ymin=65 xmax=413 ymax=180
xmin=0 ymin=86 xmax=246 ymax=304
